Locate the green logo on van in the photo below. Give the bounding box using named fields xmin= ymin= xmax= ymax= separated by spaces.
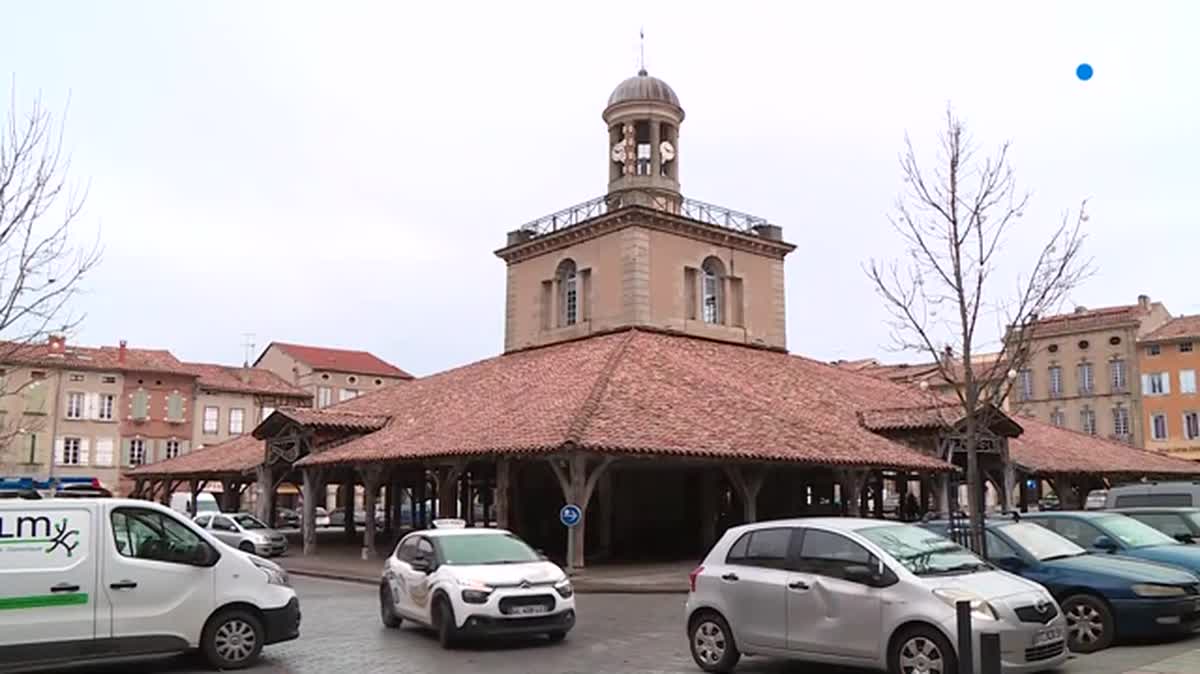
xmin=0 ymin=515 xmax=81 ymax=557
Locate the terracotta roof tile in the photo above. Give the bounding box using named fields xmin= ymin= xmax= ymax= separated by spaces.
xmin=295 ymin=330 xmax=953 ymax=471
xmin=124 ymin=434 xmax=263 ymax=478
xmin=1029 ymin=304 xmax=1145 ymax=336
xmin=264 ymin=408 xmax=390 ymax=433
xmin=186 ymin=362 xmax=311 ymax=399
xmin=259 ymin=342 xmax=412 ymax=379
xmin=0 ymin=341 xmax=194 ymax=375
xmin=1011 ymin=417 xmax=1200 ymax=476
xmin=1142 ymin=315 xmax=1200 ymax=343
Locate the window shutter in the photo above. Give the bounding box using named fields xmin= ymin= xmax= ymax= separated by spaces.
xmin=95 ymin=438 xmax=114 ymax=467
xmin=1142 ymin=374 xmax=1151 ymax=394
xmin=79 ymin=438 xmax=90 ymax=466
xmin=25 ymin=382 xmax=47 ymax=414
xmin=84 ymin=393 xmax=98 ymax=420
xmin=121 ymin=438 xmax=132 ymax=466
xmin=132 ymin=390 xmax=149 ymax=420
xmin=168 ymin=393 xmax=183 ymax=421
xmin=1164 ymin=372 xmax=1172 ymax=395
xmin=54 ymin=436 xmax=65 ymax=465
xmin=1184 ymin=370 xmax=1197 ymax=394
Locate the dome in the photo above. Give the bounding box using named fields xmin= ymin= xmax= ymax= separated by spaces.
xmin=606 ymin=69 xmax=681 ymax=109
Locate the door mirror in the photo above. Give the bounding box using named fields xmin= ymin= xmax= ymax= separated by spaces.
xmin=1093 ymin=535 xmax=1119 ymax=552
xmin=992 ymin=556 xmax=1026 ymax=572
xmin=843 ymin=563 xmax=878 ymax=585
xmin=1174 ymin=533 xmax=1196 ymax=544
xmin=410 ymin=555 xmax=432 ymax=574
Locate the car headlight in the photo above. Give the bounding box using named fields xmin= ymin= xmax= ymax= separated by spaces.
xmin=1132 ymin=583 xmax=1188 ymax=598
xmin=251 ymin=557 xmax=291 ymax=587
xmin=933 ymin=588 xmax=998 ymax=621
xmin=554 ymin=577 xmax=574 ymax=599
xmin=458 ymin=579 xmax=494 ymax=604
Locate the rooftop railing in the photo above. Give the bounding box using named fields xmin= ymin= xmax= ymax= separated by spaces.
xmin=516 ymin=189 xmax=772 ymax=239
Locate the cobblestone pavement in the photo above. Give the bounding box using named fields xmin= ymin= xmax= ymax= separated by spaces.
xmin=67 ymin=577 xmax=1200 ymax=674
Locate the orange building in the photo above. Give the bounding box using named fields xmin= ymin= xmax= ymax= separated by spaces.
xmin=1139 ymin=316 xmax=1200 ymax=460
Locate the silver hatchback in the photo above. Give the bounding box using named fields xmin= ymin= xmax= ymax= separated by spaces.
xmin=685 ymin=518 xmax=1068 ymax=674
xmin=195 ymin=512 xmax=289 ymax=557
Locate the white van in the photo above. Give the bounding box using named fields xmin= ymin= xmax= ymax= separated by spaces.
xmin=170 ymin=491 xmax=221 ymax=517
xmin=0 ymin=498 xmax=300 ymax=671
xmin=1106 ymin=481 xmax=1200 ymax=508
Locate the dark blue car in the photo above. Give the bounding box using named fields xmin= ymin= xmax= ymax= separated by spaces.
xmin=1024 ymin=511 xmax=1200 ymax=574
xmin=923 ymin=518 xmax=1200 ymax=653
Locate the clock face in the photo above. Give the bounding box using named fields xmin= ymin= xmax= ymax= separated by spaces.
xmin=611 ymin=142 xmax=627 ymax=163
xmin=660 ymin=141 xmax=676 ymax=162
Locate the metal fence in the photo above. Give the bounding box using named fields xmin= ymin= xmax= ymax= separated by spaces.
xmin=517 ymin=190 xmax=771 ymax=239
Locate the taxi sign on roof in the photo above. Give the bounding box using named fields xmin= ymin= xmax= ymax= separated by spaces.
xmin=431 ymin=518 xmax=466 ymax=529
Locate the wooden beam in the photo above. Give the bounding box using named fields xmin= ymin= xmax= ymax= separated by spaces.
xmin=301 ymin=467 xmax=325 ymax=556
xmin=494 ymin=457 xmax=511 ymax=530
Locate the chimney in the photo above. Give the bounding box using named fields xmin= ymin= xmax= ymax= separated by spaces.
xmin=1074 ymin=306 xmax=1088 ymax=314
xmin=118 ymin=340 xmax=128 ymax=364
xmin=1138 ymin=294 xmax=1151 ymax=310
xmin=941 ymin=345 xmax=954 ymax=367
xmin=238 ymin=365 xmax=251 ymax=384
xmin=47 ymin=334 xmax=66 ymax=352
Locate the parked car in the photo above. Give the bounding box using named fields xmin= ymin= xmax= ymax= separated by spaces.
xmin=329 ymin=507 xmax=383 ymax=530
xmin=923 ymin=516 xmax=1200 ymax=652
xmin=1085 ymin=490 xmax=1107 ymax=510
xmin=275 ymin=508 xmax=301 ymax=529
xmin=0 ymin=497 xmax=299 ymax=671
xmin=1111 ymin=507 xmax=1200 ymax=544
xmin=195 ymin=512 xmax=289 ymax=557
xmin=310 ymin=506 xmax=331 ymax=527
xmin=1106 ymin=481 xmax=1200 ymax=508
xmin=684 ymin=517 xmax=1067 ymax=674
xmin=379 ymin=518 xmax=575 ymax=647
xmin=1024 ymin=511 xmax=1200 ymax=576
xmin=169 ymin=491 xmax=220 ymax=517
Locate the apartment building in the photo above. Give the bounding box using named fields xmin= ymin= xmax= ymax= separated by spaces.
xmin=253 ymin=342 xmax=413 ymax=408
xmin=835 ymin=350 xmax=1010 ymax=410
xmin=1138 ymin=316 xmax=1200 ymax=460
xmin=188 ymin=363 xmax=311 ymax=447
xmin=1010 ymin=295 xmax=1170 ymax=446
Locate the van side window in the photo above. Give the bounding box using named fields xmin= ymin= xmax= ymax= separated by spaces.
xmin=111 ymin=508 xmax=210 ymax=565
xmin=725 ymin=528 xmax=794 ymax=569
xmin=1115 ymin=494 xmax=1192 ymax=508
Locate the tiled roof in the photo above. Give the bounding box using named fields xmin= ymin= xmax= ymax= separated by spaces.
xmin=1011 ymin=417 xmax=1200 ymax=476
xmin=258 ymin=342 xmax=412 ymax=379
xmin=0 ymin=341 xmax=194 ymax=375
xmin=124 ymin=434 xmax=264 ymax=478
xmin=295 ymin=330 xmax=954 ymax=472
xmin=186 ymin=362 xmax=311 ymax=399
xmin=837 ymin=354 xmax=1005 ymax=389
xmin=1029 ymin=305 xmax=1145 ymax=336
xmin=264 ymin=408 xmax=390 ymax=433
xmin=859 ymin=404 xmax=960 ymax=431
xmin=1142 ymin=315 xmax=1200 ymax=343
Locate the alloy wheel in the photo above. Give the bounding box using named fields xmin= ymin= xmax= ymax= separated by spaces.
xmin=1067 ymin=603 xmax=1104 ymax=645
xmin=898 ymin=636 xmax=945 ymax=674
xmin=692 ymin=620 xmax=727 ymax=666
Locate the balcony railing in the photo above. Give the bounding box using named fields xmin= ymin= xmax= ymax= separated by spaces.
xmin=515 ymin=190 xmax=772 ymax=240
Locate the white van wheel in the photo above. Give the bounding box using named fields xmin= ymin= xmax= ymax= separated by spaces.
xmin=202 ymin=609 xmax=265 ymax=670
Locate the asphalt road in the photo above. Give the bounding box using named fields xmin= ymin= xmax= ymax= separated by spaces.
xmin=66 ymin=576 xmax=1200 ymax=674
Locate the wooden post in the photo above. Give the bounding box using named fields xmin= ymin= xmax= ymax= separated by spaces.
xmin=723 ymin=465 xmax=767 ymax=523
xmin=360 ymin=466 xmax=383 ymax=558
xmin=189 ymin=480 xmax=201 ymax=517
xmin=1002 ymin=463 xmax=1016 ymax=513
xmin=437 ymin=462 xmax=465 ymax=519
xmin=872 ymin=473 xmax=884 ymax=518
xmin=460 ymin=470 xmax=473 ymax=526
xmin=547 ymin=453 xmax=615 ymax=571
xmin=699 ymin=468 xmax=718 ymax=550
xmin=416 ymin=470 xmax=428 ymax=528
xmin=937 ymin=473 xmax=951 ymax=515
xmin=301 ymin=467 xmax=324 ymax=555
xmin=255 ymin=464 xmax=276 ymax=523
xmin=341 ymin=474 xmax=356 ymax=541
xmin=383 ymin=480 xmax=394 ymax=534
xmin=495 ymin=458 xmax=511 ymax=529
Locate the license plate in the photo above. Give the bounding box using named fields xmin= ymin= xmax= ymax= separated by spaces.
xmin=510 ymin=604 xmax=548 ymax=616
xmin=1033 ymin=627 xmax=1062 ymax=647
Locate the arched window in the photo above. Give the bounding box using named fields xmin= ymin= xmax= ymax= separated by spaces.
xmin=557 ymin=259 xmax=578 ymax=326
xmin=701 ymin=257 xmax=724 ymax=325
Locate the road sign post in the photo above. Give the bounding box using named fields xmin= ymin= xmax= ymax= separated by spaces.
xmin=559 ymin=504 xmax=582 ymax=574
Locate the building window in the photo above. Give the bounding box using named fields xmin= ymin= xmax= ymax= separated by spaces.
xmin=101 ymin=375 xmax=117 ymax=384
xmin=1113 ymin=407 xmax=1130 ymax=438
xmin=1186 ymin=413 xmax=1200 ymax=441
xmin=203 ymin=406 xmax=219 ymax=434
xmin=347 ymin=375 xmax=358 ymax=384
xmin=1146 ymin=372 xmax=1169 ymax=396
xmin=129 ymin=439 xmax=146 ymax=466
xmin=98 ymin=394 xmax=114 ymax=421
xmin=1017 ymin=369 xmax=1033 ymax=401
xmin=1148 ymin=344 xmax=1161 ymax=356
xmin=1183 ymin=342 xmax=1195 ymax=353
xmin=60 ymin=437 xmax=81 ymax=465
xmin=165 ymin=439 xmax=181 ymax=459
xmin=1078 ymin=340 xmax=1090 ymax=350
xmin=321 ymin=373 xmax=330 ymax=380
xmin=68 ymin=373 xmax=85 ymax=382
xmin=1050 ymin=409 xmax=1065 ymax=427
xmin=1077 ymin=362 xmax=1095 ymax=395
xmin=340 ymin=388 xmax=359 ymax=402
xmin=1152 ymin=413 xmax=1169 ymax=441
xmin=701 ymin=257 xmax=725 ymax=325
xmin=557 ymin=259 xmax=577 ymax=327
xmin=229 ymin=408 xmax=245 ymax=434
xmin=1048 ymin=344 xmax=1059 ymax=353
xmin=374 ymin=378 xmax=383 ymax=386
xmin=1183 ymin=370 xmax=1198 ymax=394
xmin=1110 ymin=359 xmax=1127 ymax=393
xmin=317 ymin=386 xmax=332 ymax=408
xmin=1081 ymin=408 xmax=1096 ymax=435
xmin=1109 ymin=336 xmax=1121 ymax=346
xmin=1048 ymin=366 xmax=1062 ymax=398
xmin=66 ymin=392 xmax=84 ymax=419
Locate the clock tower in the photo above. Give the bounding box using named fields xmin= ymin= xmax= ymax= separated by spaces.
xmin=604 ymin=68 xmax=683 ymax=211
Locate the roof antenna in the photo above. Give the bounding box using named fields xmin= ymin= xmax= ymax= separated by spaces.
xmin=638 ymin=27 xmax=647 ymax=76
xmin=241 ymin=332 xmax=256 ymax=368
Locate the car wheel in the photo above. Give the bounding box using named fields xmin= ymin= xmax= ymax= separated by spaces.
xmin=1063 ymin=594 xmax=1114 ymax=653
xmin=238 ymin=541 xmax=255 ymax=554
xmin=890 ymin=624 xmax=957 ymax=674
xmin=380 ymin=583 xmax=402 ymax=629
xmin=201 ymin=608 xmax=265 ymax=670
xmin=547 ymin=630 xmax=567 ymax=643
xmin=688 ymin=611 xmax=740 ymax=673
xmin=434 ymin=595 xmax=460 ymax=649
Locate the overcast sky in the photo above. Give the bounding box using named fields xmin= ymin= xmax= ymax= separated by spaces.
xmin=2 ymin=1 xmax=1197 ymax=375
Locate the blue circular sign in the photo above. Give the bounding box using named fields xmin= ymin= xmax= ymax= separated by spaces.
xmin=559 ymin=504 xmax=582 ymax=528
xmin=1076 ymin=63 xmax=1093 ymax=81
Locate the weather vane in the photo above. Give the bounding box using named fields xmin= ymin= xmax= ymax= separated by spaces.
xmin=639 ymin=27 xmax=646 ymax=74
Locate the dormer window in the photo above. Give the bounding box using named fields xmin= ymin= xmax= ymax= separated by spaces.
xmin=701 ymin=257 xmax=724 ymax=325
xmin=557 ymin=259 xmax=578 ymax=327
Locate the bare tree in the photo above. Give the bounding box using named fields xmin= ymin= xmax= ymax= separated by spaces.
xmin=0 ymin=88 xmax=101 ymax=471
xmin=867 ymin=107 xmax=1090 ymax=551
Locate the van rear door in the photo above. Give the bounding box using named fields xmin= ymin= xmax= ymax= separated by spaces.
xmin=0 ymin=501 xmax=100 ymax=652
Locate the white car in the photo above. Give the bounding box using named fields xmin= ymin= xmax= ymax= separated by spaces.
xmin=378 ymin=519 xmax=576 ymax=647
xmin=685 ymin=518 xmax=1068 ymax=674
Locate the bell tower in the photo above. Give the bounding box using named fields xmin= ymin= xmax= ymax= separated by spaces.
xmin=603 ymin=67 xmax=684 ymax=211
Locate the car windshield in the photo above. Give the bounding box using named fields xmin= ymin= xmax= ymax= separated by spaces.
xmin=233 ymin=514 xmax=267 ymax=530
xmin=436 ymin=534 xmax=541 ymax=565
xmin=996 ymin=522 xmax=1085 ymax=560
xmin=860 ymin=524 xmax=988 ymax=576
xmin=1098 ymin=515 xmax=1178 ymax=548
